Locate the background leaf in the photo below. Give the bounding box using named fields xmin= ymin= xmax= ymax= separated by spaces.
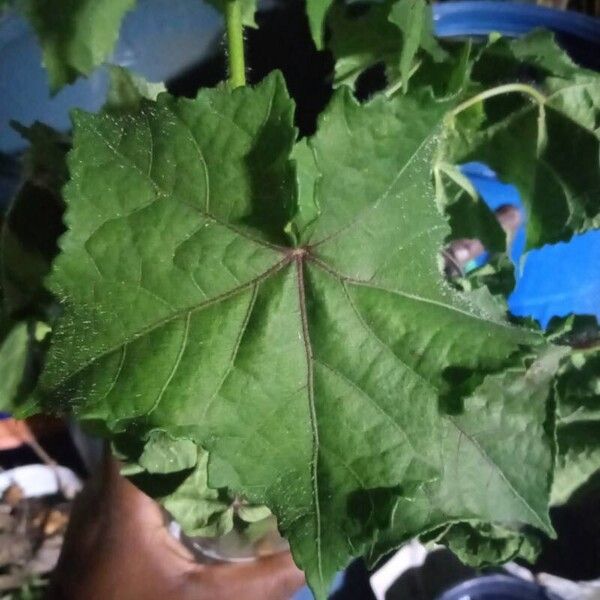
xmin=105 ymin=66 xmax=166 ymax=113
xmin=305 ymin=0 xmax=335 ymax=49
xmin=23 ymin=0 xmax=137 ymax=91
xmin=388 ymin=0 xmax=446 ymax=93
xmin=550 ymin=317 xmax=600 ymax=504
xmin=1 ymin=123 xmax=67 ymax=317
xmin=138 ymin=430 xmax=198 ymax=474
xmin=434 ymin=522 xmax=540 ymax=568
xmin=447 ymin=31 xmax=600 ymax=250
xmin=0 ymin=322 xmax=29 ymax=412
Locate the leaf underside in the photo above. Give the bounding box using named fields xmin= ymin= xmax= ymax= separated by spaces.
xmin=41 ymin=73 xmax=554 ymax=598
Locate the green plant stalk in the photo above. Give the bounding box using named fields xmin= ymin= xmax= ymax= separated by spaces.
xmin=445 ymin=82 xmax=548 ymax=154
xmin=447 ymin=83 xmax=547 ymax=120
xmin=225 ymin=0 xmax=246 ymax=88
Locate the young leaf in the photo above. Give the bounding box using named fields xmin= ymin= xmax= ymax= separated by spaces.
xmin=237 ymin=503 xmax=272 ymax=523
xmin=436 ymin=522 xmax=540 ymax=567
xmin=23 ymin=0 xmax=137 ymax=91
xmin=328 ymin=0 xmax=400 ymax=88
xmin=161 ymin=452 xmax=234 ymax=538
xmin=40 ymin=74 xmax=548 ymax=598
xmin=138 ymin=430 xmax=198 ymax=474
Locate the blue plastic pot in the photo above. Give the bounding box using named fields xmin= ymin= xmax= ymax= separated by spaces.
xmin=434 ymin=1 xmax=600 ymax=71
xmin=461 ymin=163 xmax=600 ymax=327
xmin=437 ymin=574 xmax=564 ymax=600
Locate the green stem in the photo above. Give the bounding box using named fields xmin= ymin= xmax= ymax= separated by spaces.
xmin=384 ymin=60 xmax=422 ymax=98
xmin=446 ymin=83 xmax=547 ymax=121
xmin=225 ymin=0 xmax=246 ymax=88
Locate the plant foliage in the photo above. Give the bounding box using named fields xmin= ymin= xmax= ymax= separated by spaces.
xmin=2 ymin=0 xmax=599 ymax=598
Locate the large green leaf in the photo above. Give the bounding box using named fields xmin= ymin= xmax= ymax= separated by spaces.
xmin=41 ymin=73 xmax=549 ymax=598
xmin=24 ymin=0 xmax=136 ymax=91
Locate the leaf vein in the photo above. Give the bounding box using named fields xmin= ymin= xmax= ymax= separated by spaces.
xmin=148 ymin=310 xmax=192 ymax=415
xmin=295 ymin=257 xmax=324 ymax=584
xmin=446 ymin=415 xmax=548 ymax=530
xmin=49 ymin=257 xmax=292 ymax=390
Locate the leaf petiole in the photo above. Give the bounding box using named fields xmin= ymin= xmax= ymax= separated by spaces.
xmin=446 ymin=83 xmax=547 ymax=121
xmin=224 ymin=0 xmax=246 ymax=88
xmin=446 ymin=83 xmax=548 ymax=153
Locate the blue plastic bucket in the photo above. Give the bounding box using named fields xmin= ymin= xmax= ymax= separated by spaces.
xmin=437 ymin=574 xmax=564 ymax=600
xmin=460 ymin=163 xmax=600 ymax=327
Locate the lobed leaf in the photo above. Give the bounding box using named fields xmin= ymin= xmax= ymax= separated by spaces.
xmin=41 ymin=73 xmax=552 ymax=598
